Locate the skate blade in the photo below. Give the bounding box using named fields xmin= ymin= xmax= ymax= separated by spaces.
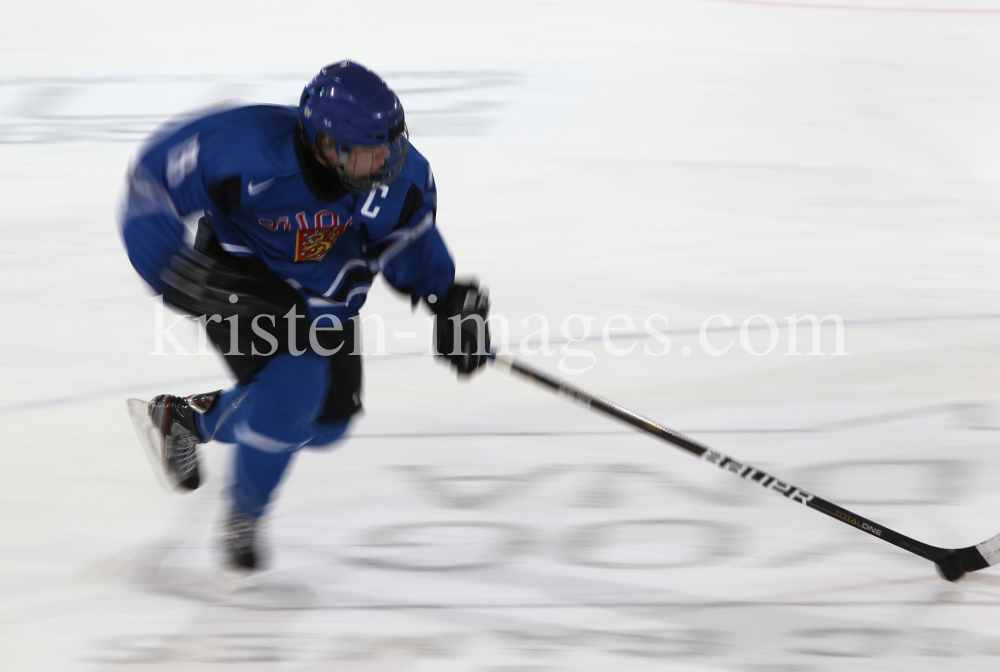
xmin=126 ymin=398 xmax=172 ymax=492
xmin=210 ymin=569 xmax=319 ymax=608
xmin=214 ymin=565 xmax=265 ymax=589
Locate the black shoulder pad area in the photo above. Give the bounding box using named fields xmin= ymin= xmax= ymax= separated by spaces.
xmin=393 ymin=183 xmax=425 ymax=230
xmin=209 ymin=176 xmax=242 ymax=217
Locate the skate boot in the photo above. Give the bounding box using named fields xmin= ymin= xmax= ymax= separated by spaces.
xmin=223 ymin=509 xmax=261 ymax=571
xmin=147 ymin=391 xmax=221 ymax=491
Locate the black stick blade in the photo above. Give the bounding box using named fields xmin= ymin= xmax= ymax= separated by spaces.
xmin=934 ymin=551 xmax=966 ymax=582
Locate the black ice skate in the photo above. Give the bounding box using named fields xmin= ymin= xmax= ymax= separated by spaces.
xmin=223 ymin=509 xmax=261 ymax=571
xmin=126 ymin=391 xmax=221 ymax=491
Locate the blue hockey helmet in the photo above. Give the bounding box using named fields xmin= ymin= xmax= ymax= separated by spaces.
xmin=299 ymin=61 xmax=408 ymax=192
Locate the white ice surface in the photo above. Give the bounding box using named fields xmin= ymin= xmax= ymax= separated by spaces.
xmin=2 ymin=0 xmax=1000 ymax=670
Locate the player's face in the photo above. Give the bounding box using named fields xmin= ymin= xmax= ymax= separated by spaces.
xmin=340 ymin=144 xmax=391 ymax=178
xmin=316 ymin=136 xmax=390 ymax=178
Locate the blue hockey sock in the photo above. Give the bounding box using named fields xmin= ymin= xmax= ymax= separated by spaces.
xmin=226 ymin=352 xmax=332 ymax=518
xmin=196 ymin=385 xmax=247 ymax=444
xmin=231 ymin=445 xmax=295 ymax=519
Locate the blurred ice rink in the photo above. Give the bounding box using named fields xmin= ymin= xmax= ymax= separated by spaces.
xmin=2 ymin=0 xmax=1000 ymax=670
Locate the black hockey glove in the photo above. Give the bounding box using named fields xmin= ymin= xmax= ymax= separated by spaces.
xmin=161 ymin=247 xmax=303 ymax=322
xmin=433 ymin=281 xmax=491 ymax=376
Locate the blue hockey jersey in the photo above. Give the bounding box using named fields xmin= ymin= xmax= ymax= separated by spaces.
xmin=121 ymin=105 xmax=455 ymax=323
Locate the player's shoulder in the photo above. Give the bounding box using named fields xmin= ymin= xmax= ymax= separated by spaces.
xmin=195 ymin=105 xmax=299 ymax=174
xmin=353 ymin=144 xmax=435 ymax=238
xmin=398 ymin=142 xmax=435 ymax=194
xmin=212 ymin=104 xmax=299 ymax=139
xmin=139 ymin=105 xmax=299 ymax=178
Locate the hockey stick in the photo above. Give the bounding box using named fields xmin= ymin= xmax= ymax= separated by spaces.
xmin=490 ymin=354 xmax=1000 ymax=581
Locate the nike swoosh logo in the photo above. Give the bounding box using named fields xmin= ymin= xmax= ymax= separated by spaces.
xmin=247 ymin=178 xmax=275 ymax=196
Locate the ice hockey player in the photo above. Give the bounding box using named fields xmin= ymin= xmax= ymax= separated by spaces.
xmin=121 ymin=61 xmax=491 ymax=570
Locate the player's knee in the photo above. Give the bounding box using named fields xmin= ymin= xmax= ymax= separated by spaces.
xmin=306 ymin=419 xmax=351 ymax=451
